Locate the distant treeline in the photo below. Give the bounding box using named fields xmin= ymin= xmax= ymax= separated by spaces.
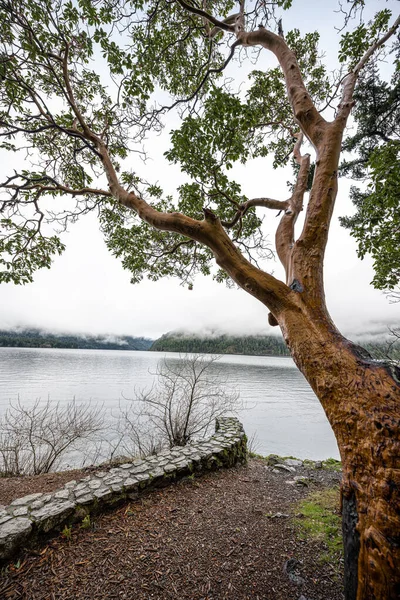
xmin=1 ymin=328 xmax=398 ymax=360
xmin=150 ymin=333 xmax=290 ymax=356
xmin=0 ymin=329 xmax=153 ymax=351
xmin=150 ymin=332 xmax=400 ymax=360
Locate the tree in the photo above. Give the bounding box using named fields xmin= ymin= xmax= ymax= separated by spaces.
xmin=340 ymin=42 xmax=400 ymax=300
xmin=116 ymin=354 xmax=240 ymax=456
xmin=0 ymin=398 xmax=104 ymax=475
xmin=0 ymin=1 xmax=399 ymax=598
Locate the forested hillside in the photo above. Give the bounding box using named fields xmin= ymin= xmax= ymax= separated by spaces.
xmin=151 ymin=331 xmax=400 ymax=360
xmin=150 ymin=332 xmax=290 ymax=356
xmin=0 ymin=329 xmax=153 ymax=351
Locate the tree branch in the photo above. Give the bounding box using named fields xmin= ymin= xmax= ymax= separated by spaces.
xmin=61 ymin=44 xmax=100 ymax=145
xmin=338 ymin=15 xmax=400 ymax=122
xmin=287 ymin=15 xmax=400 ymax=306
xmin=175 ymin=0 xmax=235 ymax=33
xmin=2 ymin=180 xmax=112 ymax=199
xmin=176 ymin=1 xmax=327 ymax=148
xmin=221 ymin=197 xmax=288 ymax=229
xmin=97 ymin=140 xmax=294 ymax=315
xmin=236 ymin=27 xmax=328 ymax=149
xmin=275 ymin=134 xmax=310 ymax=284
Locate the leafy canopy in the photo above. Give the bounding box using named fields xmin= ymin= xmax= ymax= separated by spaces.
xmin=0 ymin=0 xmax=398 ymax=294
xmin=340 ymin=31 xmax=400 ymax=296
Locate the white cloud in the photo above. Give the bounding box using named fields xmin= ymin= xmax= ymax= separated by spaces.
xmin=1 ymin=0 xmax=399 ymax=340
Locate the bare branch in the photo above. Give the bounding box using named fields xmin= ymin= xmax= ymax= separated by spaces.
xmin=0 ymin=399 xmax=104 ymax=475
xmin=118 ymin=355 xmax=241 ymax=453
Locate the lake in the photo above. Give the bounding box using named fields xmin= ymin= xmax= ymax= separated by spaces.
xmin=0 ymin=347 xmax=339 ymax=465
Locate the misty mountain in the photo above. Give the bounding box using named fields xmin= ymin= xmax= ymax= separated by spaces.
xmin=0 ymin=329 xmax=153 ymax=351
xmin=150 ymin=330 xmax=400 ymax=360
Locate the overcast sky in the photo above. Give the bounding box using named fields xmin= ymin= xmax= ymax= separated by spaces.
xmin=1 ymin=0 xmax=399 ymax=340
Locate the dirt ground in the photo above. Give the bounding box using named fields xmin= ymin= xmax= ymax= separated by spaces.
xmin=0 ymin=459 xmax=343 ymax=600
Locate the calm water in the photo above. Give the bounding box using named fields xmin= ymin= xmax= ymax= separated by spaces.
xmin=0 ymin=347 xmax=339 ymax=462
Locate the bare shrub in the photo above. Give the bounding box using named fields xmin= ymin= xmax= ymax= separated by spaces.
xmin=0 ymin=398 xmax=104 ymax=476
xmin=117 ymin=355 xmax=241 ymax=457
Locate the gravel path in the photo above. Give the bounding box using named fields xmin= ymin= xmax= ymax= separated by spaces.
xmin=1 ymin=459 xmax=343 ymax=600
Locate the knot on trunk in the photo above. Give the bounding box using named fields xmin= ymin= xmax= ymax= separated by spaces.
xmin=268 ymin=312 xmax=279 ymax=327
xmin=289 ymin=279 xmax=304 ymax=293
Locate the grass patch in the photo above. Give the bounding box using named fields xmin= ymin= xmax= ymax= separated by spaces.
xmin=294 ymin=487 xmax=342 ymax=566
xmin=322 ymin=458 xmax=342 ymax=471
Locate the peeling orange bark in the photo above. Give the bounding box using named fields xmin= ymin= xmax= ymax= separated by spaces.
xmin=279 ymin=306 xmax=400 ymax=600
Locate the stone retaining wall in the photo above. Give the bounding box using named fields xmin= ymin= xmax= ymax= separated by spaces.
xmin=0 ymin=417 xmax=247 ymax=562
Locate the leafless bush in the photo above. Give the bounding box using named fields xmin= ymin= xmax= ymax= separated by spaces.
xmin=247 ymin=431 xmax=261 ymax=456
xmin=117 ymin=355 xmax=241 ymax=457
xmin=0 ymin=398 xmax=105 ymax=476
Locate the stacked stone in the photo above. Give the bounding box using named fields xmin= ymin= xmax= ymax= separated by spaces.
xmin=0 ymin=417 xmax=246 ymax=561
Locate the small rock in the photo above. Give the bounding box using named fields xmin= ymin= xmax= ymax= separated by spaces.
xmin=210 ymin=446 xmax=224 ymax=453
xmin=0 ymin=518 xmax=32 ymax=559
xmin=93 ymin=488 xmax=113 ymax=501
xmin=284 ymin=458 xmax=303 ymax=467
xmin=64 ymin=480 xmax=77 ymax=489
xmin=266 ymin=512 xmax=290 ymax=519
xmin=74 ymin=482 xmax=88 ymax=492
xmin=146 ymin=456 xmax=160 ymax=464
xmin=54 ymin=489 xmax=71 ymax=500
xmin=123 ymin=478 xmax=138 ymax=491
xmin=102 ymin=477 xmax=123 ymax=486
xmin=74 ymin=488 xmax=90 ymax=500
xmin=283 ymin=558 xmax=305 ymax=586
xmin=149 ymin=467 xmax=165 ymax=479
xmin=130 ymin=464 xmax=149 ymax=475
xmin=164 ymin=463 xmax=176 ymax=473
xmin=111 ymin=483 xmax=124 ymax=493
xmin=13 ymin=506 xmax=28 ymax=517
xmin=314 ymin=461 xmax=323 ymax=469
xmin=31 ymin=501 xmax=75 ymax=532
xmin=88 ymin=479 xmax=102 ymax=490
xmin=135 ymin=472 xmax=150 ymax=482
xmin=76 ymin=494 xmax=93 ymax=505
xmin=10 ymin=493 xmax=43 ymax=506
xmin=0 ymin=514 xmax=13 ymax=525
xmin=175 ymin=460 xmax=190 ymax=470
xmin=274 ymin=463 xmax=295 ymax=473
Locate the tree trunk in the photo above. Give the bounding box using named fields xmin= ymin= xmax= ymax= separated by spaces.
xmin=278 ymin=306 xmax=400 ymax=600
